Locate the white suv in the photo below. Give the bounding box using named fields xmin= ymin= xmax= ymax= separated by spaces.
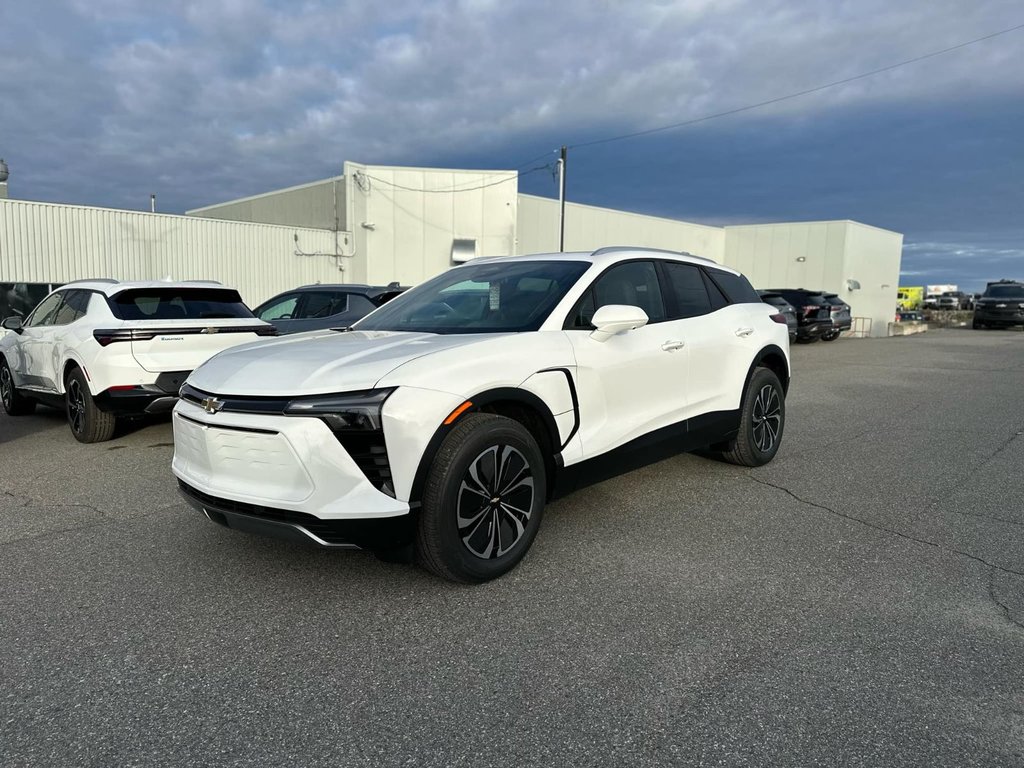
xmin=1 ymin=280 xmax=275 ymax=442
xmin=173 ymin=248 xmax=790 ymax=582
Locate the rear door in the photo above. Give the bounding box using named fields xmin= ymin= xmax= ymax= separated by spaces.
xmin=107 ymin=288 xmax=272 ymax=373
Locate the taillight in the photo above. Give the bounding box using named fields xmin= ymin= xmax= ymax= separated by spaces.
xmin=769 ymin=313 xmax=788 ymax=325
xmin=93 ymin=329 xmax=156 ymax=346
xmin=802 ymin=305 xmax=819 ymax=313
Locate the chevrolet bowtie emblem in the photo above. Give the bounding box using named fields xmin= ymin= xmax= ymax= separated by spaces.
xmin=201 ymin=327 xmax=220 ymax=334
xmin=201 ymin=397 xmax=224 ymax=414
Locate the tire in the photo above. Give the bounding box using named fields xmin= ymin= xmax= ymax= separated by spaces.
xmin=65 ymin=367 xmax=116 ymax=443
xmin=821 ymin=330 xmax=840 ymax=342
xmin=973 ymin=319 xmax=986 ymax=330
xmin=1 ymin=356 xmax=36 ymax=416
xmin=720 ymin=367 xmax=786 ymax=467
xmin=417 ymin=413 xmax=546 ymax=583
xmin=795 ymin=336 xmax=819 ymax=344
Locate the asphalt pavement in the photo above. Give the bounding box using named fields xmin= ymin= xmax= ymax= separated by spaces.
xmin=2 ymin=329 xmax=1023 ymax=767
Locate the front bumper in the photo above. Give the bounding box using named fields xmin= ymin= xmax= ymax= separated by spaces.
xmin=974 ymin=308 xmax=1024 ymax=326
xmin=178 ymin=480 xmax=414 ymax=549
xmin=171 ymin=399 xmax=410 ymax=523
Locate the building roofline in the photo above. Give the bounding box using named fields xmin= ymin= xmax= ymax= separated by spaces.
xmin=186 ymin=174 xmax=346 ymax=214
xmin=516 ymin=193 xmax=722 ymax=233
xmin=723 ymin=219 xmax=902 ymax=236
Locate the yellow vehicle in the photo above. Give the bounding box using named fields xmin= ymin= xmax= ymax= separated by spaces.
xmin=897 ymin=286 xmax=924 ymax=310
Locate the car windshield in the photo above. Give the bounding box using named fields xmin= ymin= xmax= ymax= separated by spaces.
xmin=354 ymin=260 xmax=590 ymax=334
xmin=985 ymin=285 xmax=1024 ymax=298
xmin=110 ymin=288 xmax=254 ymax=320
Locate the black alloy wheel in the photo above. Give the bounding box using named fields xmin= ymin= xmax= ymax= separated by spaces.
xmin=456 ymin=444 xmax=535 ymax=559
xmin=65 ymin=367 xmax=116 ymax=443
xmin=750 ymin=384 xmax=782 ymax=454
xmin=720 ymin=366 xmax=786 ymax=467
xmin=418 ymin=413 xmax=546 ymax=582
xmin=0 ymin=357 xmax=35 ymax=416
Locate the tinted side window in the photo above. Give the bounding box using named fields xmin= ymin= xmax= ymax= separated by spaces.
xmin=569 ymin=261 xmax=666 ymax=329
xmin=347 ymin=294 xmax=377 ymax=316
xmin=52 ymin=290 xmax=91 ymax=325
xmin=701 ymin=270 xmax=729 ymax=311
xmin=663 ymin=263 xmax=711 ymax=318
xmin=708 ymin=269 xmax=761 ymax=304
xmin=25 ymin=293 xmax=65 ymax=327
xmin=300 ymin=291 xmax=350 ymax=319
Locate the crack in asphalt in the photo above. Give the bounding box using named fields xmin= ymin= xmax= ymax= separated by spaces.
xmin=747 ymin=475 xmax=1024 ymax=632
xmin=745 ymin=475 xmax=1024 ymax=580
xmin=987 ymin=568 xmax=1024 ymax=632
xmin=0 ymin=503 xmax=184 ymax=548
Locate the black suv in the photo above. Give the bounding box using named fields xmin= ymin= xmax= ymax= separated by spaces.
xmin=253 ymin=283 xmax=406 ymax=334
xmin=973 ymin=280 xmax=1024 ymax=329
xmin=764 ymin=289 xmax=834 ymax=343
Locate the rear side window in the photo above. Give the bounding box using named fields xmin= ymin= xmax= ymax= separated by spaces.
xmin=111 ymin=289 xmax=253 ymax=321
xmin=300 ymin=291 xmax=351 ymax=319
xmin=662 ymin=263 xmax=712 ymax=318
xmin=51 ymin=290 xmax=92 ymax=325
xmin=708 ymin=269 xmax=761 ymax=304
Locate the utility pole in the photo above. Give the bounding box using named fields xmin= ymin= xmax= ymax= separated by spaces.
xmin=557 ymin=145 xmax=567 ymax=252
xmin=150 ymin=194 xmax=156 ymax=213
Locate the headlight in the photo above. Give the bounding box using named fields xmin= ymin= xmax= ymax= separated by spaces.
xmin=284 ymin=388 xmax=394 ymax=431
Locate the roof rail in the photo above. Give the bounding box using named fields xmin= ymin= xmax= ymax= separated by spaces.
xmin=181 ymin=280 xmax=224 ymax=285
xmin=589 ymin=245 xmax=716 ymax=263
xmin=64 ymin=278 xmax=118 ymax=285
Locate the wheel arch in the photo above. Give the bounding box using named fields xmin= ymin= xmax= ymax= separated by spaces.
xmin=746 ymin=344 xmax=790 ymax=396
xmin=408 ymin=387 xmax=563 ymax=505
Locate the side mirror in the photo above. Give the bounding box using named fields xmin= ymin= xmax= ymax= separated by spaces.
xmin=2 ymin=316 xmax=24 ymax=333
xmin=590 ymin=304 xmax=648 ymax=342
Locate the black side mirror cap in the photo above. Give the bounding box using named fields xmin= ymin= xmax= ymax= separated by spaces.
xmin=2 ymin=316 xmax=24 ymax=333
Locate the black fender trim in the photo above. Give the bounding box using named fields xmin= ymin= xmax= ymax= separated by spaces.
xmin=534 ymin=367 xmax=580 ymax=449
xmin=745 ymin=344 xmax=790 ymax=396
xmin=407 ymin=386 xmax=564 ymax=505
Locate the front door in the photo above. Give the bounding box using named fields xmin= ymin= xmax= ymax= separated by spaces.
xmin=563 ymin=260 xmax=688 ymax=459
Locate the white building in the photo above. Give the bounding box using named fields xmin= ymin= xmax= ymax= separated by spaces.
xmin=1 ymin=161 xmax=902 ymax=336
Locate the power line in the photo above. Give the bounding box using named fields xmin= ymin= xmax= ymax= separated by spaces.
xmin=568 ymin=21 xmax=1024 ymax=150
xmin=357 ymin=164 xmax=550 ymax=194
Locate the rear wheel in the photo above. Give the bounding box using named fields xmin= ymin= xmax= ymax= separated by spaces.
xmin=66 ymin=367 xmax=116 ymax=443
xmin=417 ymin=413 xmax=546 ymax=583
xmin=720 ymin=367 xmax=786 ymax=467
xmin=1 ymin=357 xmax=36 ymax=416
xmin=821 ymin=330 xmax=840 ymax=342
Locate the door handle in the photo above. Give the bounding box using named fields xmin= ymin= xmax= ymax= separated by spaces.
xmin=735 ymin=327 xmax=754 ymax=337
xmin=661 ymin=340 xmax=685 ymax=352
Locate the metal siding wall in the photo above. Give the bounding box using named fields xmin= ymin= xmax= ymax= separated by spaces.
xmin=722 ymin=221 xmax=902 ymax=337
xmin=188 ymin=179 xmax=345 ymax=231
xmin=515 ymin=194 xmax=726 ymax=261
xmin=1 ymin=199 xmax=341 ymax=306
xmin=345 ymin=163 xmax=518 ymax=286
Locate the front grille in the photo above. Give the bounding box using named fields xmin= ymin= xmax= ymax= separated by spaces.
xmin=335 ymin=432 xmax=394 ymax=495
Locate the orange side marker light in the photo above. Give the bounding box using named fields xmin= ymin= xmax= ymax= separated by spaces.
xmin=443 ymin=401 xmax=474 ymax=425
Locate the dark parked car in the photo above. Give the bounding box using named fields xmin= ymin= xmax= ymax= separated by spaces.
xmin=757 ymin=291 xmax=797 ymax=340
xmin=253 ymin=283 xmax=406 ymax=334
xmin=973 ymin=280 xmax=1024 ymax=329
xmin=898 ymin=310 xmax=925 ymax=323
xmin=764 ymin=289 xmax=834 ymax=343
xmin=820 ymin=293 xmax=852 ymax=341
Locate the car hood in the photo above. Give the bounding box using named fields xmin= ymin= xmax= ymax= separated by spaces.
xmin=186 ymin=330 xmax=496 ymax=396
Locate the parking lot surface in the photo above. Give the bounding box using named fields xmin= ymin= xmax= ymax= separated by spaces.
xmin=2 ymin=329 xmax=1023 ymax=767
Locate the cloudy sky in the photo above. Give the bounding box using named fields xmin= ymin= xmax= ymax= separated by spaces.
xmin=2 ymin=0 xmax=1021 ymax=290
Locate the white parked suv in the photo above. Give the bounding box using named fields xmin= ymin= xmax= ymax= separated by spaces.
xmin=173 ymin=248 xmax=791 ymax=582
xmin=1 ymin=280 xmax=275 ymax=442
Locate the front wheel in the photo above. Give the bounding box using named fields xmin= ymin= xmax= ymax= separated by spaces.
xmin=417 ymin=413 xmax=546 ymax=583
xmin=66 ymin=367 xmax=117 ymax=443
xmin=1 ymin=356 xmax=36 ymax=416
xmin=720 ymin=367 xmax=786 ymax=467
